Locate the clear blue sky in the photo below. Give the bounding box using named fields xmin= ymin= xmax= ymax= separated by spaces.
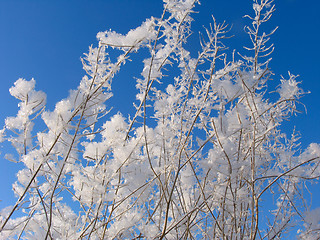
xmin=0 ymin=0 xmax=319 ymax=217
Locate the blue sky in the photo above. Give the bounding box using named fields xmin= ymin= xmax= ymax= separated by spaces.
xmin=0 ymin=0 xmax=319 ymax=224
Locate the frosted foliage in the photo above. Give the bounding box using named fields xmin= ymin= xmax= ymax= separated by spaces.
xmin=0 ymin=0 xmax=319 ymax=239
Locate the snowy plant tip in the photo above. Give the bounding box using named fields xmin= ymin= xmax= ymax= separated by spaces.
xmin=163 ymin=0 xmax=198 ymax=21
xmin=97 ymin=0 xmax=198 ymax=49
xmin=277 ymin=73 xmax=304 ymax=100
xmin=97 ymin=19 xmax=156 ymax=49
xmin=9 ymin=78 xmax=36 ymax=100
xmin=6 ymin=78 xmax=46 ymax=130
